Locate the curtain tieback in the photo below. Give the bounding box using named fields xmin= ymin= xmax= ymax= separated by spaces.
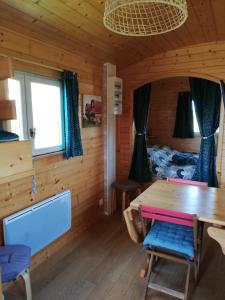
xmin=137 ymin=132 xmax=145 ymax=136
xmin=202 ymin=133 xmax=215 ymax=140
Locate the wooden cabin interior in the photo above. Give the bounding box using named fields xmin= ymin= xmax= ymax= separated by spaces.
xmin=1 ymin=1 xmax=225 ymax=299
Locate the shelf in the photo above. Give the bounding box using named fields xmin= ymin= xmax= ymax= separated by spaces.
xmin=0 ymin=169 xmax=34 ymax=185
xmin=0 ymin=140 xmax=33 ymax=185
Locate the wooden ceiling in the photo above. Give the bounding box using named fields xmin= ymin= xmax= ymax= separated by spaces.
xmin=0 ymin=0 xmax=224 ymax=69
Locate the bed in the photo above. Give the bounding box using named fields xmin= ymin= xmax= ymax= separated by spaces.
xmin=147 ymin=145 xmax=198 ymax=180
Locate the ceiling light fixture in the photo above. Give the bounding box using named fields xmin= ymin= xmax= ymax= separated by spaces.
xmin=103 ymin=0 xmax=188 ymax=37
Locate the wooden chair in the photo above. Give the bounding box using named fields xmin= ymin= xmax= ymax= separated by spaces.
xmin=140 ymin=205 xmax=199 ymax=300
xmin=123 ymin=207 xmax=143 ymax=244
xmin=123 ymin=207 xmax=152 ymax=278
xmin=167 ymin=178 xmax=208 ymax=187
xmin=167 ymin=178 xmax=207 ymax=277
xmin=208 ymin=227 xmax=225 ymax=255
xmin=0 ymin=245 xmax=32 ymax=300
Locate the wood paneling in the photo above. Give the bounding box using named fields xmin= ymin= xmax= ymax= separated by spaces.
xmin=117 ymin=41 xmax=225 ymax=186
xmin=0 ymin=140 xmax=33 ymax=185
xmin=0 ymin=28 xmax=104 ymax=270
xmin=0 ymin=0 xmax=224 ymax=68
xmin=148 ymin=77 xmax=200 ymax=153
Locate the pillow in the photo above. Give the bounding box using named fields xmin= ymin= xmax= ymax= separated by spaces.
xmin=171 ymin=153 xmax=198 ymax=166
xmin=0 ymin=130 xmax=19 ymax=142
xmin=188 ymin=156 xmax=198 ymax=165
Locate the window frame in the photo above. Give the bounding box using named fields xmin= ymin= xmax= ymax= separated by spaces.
xmin=192 ymin=100 xmax=219 ymax=136
xmin=192 ymin=100 xmax=200 ymax=135
xmin=11 ymin=71 xmax=65 ymax=156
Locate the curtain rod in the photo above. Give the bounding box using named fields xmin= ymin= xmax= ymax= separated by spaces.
xmin=0 ymin=53 xmax=63 ymax=72
xmin=14 ymin=57 xmax=64 ymax=72
xmin=0 ymin=53 xmax=81 ymax=77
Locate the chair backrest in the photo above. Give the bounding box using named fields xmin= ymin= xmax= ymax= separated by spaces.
xmin=167 ymin=178 xmax=208 ymax=187
xmin=140 ymin=205 xmax=195 ymax=227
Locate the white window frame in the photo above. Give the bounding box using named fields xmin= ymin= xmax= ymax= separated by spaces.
xmin=192 ymin=100 xmax=219 ymax=136
xmin=12 ymin=71 xmax=65 ymax=156
xmin=192 ymin=100 xmax=200 ymax=135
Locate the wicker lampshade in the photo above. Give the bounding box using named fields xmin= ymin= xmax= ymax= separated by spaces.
xmin=103 ymin=0 xmax=188 ymax=36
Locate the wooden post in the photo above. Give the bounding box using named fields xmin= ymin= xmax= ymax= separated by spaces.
xmin=122 ymin=191 xmax=126 ymax=212
xmin=0 ymin=57 xmax=13 ymax=79
xmin=0 ymin=57 xmax=15 ymax=131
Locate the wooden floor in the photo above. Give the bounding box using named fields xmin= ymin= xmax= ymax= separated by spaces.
xmin=5 ymin=213 xmax=225 ymax=300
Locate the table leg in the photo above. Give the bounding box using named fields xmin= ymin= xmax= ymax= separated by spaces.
xmin=111 ymin=187 xmax=116 ymax=214
xmin=140 ymin=258 xmax=149 ymax=278
xmin=122 ymin=191 xmax=126 ymax=212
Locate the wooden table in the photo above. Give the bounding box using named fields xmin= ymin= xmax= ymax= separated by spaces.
xmin=130 ymin=180 xmax=225 ymax=226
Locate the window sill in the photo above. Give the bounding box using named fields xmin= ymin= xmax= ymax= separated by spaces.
xmin=194 ymin=132 xmax=201 ymax=137
xmin=33 ymin=150 xmax=65 ymax=161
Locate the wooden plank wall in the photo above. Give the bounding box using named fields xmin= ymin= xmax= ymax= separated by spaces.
xmin=0 ymin=26 xmax=104 ymax=270
xmin=117 ymin=41 xmax=225 ymax=185
xmin=148 ymin=77 xmax=201 ymax=153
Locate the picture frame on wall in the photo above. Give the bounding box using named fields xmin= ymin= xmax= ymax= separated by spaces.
xmin=82 ymin=94 xmax=102 ymax=128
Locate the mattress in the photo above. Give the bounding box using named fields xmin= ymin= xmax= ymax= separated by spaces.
xmin=147 ymin=145 xmax=198 ymax=180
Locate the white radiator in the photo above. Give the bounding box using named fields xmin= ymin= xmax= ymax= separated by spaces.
xmin=3 ymin=190 xmax=72 ymax=255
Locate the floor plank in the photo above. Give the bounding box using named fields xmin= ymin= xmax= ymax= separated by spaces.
xmin=4 ymin=213 xmax=225 ymax=300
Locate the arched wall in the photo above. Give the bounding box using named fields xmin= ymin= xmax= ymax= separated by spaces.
xmin=117 ymin=41 xmax=225 ymax=186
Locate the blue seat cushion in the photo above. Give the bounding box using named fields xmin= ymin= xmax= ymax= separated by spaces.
xmin=143 ymin=221 xmax=194 ymax=260
xmin=0 ymin=245 xmax=31 ymax=283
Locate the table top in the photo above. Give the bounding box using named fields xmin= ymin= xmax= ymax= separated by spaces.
xmin=130 ymin=180 xmax=225 ymax=226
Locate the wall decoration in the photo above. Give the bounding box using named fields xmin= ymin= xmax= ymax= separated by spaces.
xmin=82 ymin=94 xmax=102 ymax=128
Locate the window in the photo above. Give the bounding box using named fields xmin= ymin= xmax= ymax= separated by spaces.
xmin=8 ymin=72 xmax=65 ymax=156
xmin=192 ymin=101 xmax=219 ymax=134
xmin=192 ymin=101 xmax=200 ymax=133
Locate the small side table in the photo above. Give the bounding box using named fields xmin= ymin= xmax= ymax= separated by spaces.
xmin=111 ymin=180 xmax=142 ymax=214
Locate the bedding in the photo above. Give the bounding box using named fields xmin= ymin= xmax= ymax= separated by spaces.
xmin=147 ymin=145 xmax=198 ymax=180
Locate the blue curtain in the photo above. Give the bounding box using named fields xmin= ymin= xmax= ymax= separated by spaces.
xmin=62 ymin=71 xmax=83 ymax=159
xmin=173 ymin=91 xmax=194 ymax=138
xmin=129 ymin=83 xmax=152 ymax=182
xmin=189 ymin=78 xmax=221 ymax=187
